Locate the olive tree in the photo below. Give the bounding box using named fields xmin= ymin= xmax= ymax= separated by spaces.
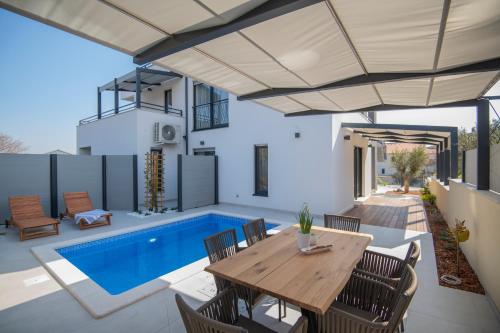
xmin=391 ymin=146 xmax=428 ymax=193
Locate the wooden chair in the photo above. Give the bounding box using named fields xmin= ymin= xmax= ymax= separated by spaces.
xmin=8 ymin=195 xmax=59 ymax=241
xmin=204 ymin=229 xmax=262 ymax=320
xmin=61 ymin=192 xmax=111 ymax=230
xmin=324 ymin=214 xmax=361 ymax=232
xmin=356 ymin=241 xmax=420 ymax=286
xmin=176 ymin=287 xmax=309 ymax=333
xmin=315 ymin=265 xmax=417 ymax=333
xmin=242 ymin=218 xmax=268 ymax=247
xmin=242 ymin=218 xmax=287 ymax=321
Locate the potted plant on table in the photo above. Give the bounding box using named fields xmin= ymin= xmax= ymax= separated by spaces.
xmin=297 ymin=204 xmax=314 ymax=249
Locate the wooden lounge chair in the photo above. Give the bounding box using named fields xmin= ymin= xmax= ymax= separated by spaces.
xmin=176 ymin=287 xmax=309 ymax=333
xmin=324 ymin=214 xmax=361 ymax=232
xmin=8 ymin=195 xmax=59 ymax=241
xmin=61 ymin=192 xmax=111 ymax=230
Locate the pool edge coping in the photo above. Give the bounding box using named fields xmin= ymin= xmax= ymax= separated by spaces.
xmin=31 ymin=209 xmax=292 ymax=318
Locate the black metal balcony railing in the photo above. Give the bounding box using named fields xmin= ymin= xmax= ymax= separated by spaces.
xmin=193 ymin=99 xmax=229 ymax=130
xmin=79 ymin=101 xmax=183 ymax=125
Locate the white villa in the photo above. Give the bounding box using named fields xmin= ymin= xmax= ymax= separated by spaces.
xmin=77 ymin=67 xmax=377 ymax=215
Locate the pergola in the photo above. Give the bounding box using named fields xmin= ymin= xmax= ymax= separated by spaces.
xmin=1 ymin=0 xmax=498 ymax=189
xmin=97 ymin=67 xmax=181 ymax=119
xmin=342 ymin=123 xmax=458 ymax=186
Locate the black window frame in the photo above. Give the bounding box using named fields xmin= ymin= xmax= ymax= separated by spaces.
xmin=254 ymin=145 xmax=268 ymax=197
xmin=193 ymin=82 xmax=229 ymax=131
xmin=164 ymin=89 xmax=172 ymax=113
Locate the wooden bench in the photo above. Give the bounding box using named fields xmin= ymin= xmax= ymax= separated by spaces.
xmin=8 ymin=195 xmax=60 ymax=241
xmin=61 ymin=192 xmax=111 ymax=230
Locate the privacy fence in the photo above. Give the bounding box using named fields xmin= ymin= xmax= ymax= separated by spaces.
xmin=0 ymin=154 xmax=138 ymax=222
xmin=462 ymin=143 xmax=500 ymax=193
xmin=177 ymin=155 xmax=218 ymax=212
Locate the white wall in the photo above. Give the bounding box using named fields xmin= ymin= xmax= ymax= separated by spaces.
xmin=187 ymin=78 xmax=371 ymax=215
xmin=429 ymin=178 xmax=500 ymax=312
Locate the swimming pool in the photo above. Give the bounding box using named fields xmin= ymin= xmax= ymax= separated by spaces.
xmin=56 ymin=214 xmax=278 ymax=295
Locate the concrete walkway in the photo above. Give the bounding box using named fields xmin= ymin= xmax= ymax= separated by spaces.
xmin=0 ymin=203 xmax=499 ymax=332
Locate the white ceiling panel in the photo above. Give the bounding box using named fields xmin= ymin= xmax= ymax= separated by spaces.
xmin=196 ymin=33 xmax=309 ymax=88
xmin=429 ymin=71 xmax=499 ymax=105
xmin=257 ymin=97 xmax=309 ymax=114
xmin=331 ymin=0 xmax=444 ymax=72
xmin=1 ymin=0 xmax=166 ymax=54
xmin=106 ymin=0 xmax=213 ymax=35
xmin=155 ymin=49 xmax=266 ymax=95
xmin=242 ymin=2 xmax=364 ymax=87
xmin=291 ymin=92 xmax=342 ymax=111
xmin=438 ymin=0 xmax=500 ymax=69
xmin=322 ymin=85 xmax=380 ymax=111
xmin=375 ymin=78 xmax=431 ymax=106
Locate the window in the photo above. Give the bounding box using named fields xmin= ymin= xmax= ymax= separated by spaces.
xmin=382 ymin=168 xmax=385 ymax=175
xmin=254 ymin=145 xmax=268 ymax=196
xmin=164 ymin=89 xmax=172 ymax=113
xmin=193 ymin=82 xmax=228 ymax=130
xmin=193 ymin=148 xmax=215 ymax=156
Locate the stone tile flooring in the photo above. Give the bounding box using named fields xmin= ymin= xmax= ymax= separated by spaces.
xmin=1 ymin=202 xmax=499 ymax=332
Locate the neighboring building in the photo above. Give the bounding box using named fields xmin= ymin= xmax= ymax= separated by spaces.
xmin=77 ymin=66 xmax=376 ymax=215
xmin=45 ymin=149 xmax=72 ymax=155
xmin=376 ymin=143 xmax=436 ymax=184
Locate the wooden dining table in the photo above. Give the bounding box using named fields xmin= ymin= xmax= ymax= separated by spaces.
xmin=205 ymin=225 xmax=373 ymax=332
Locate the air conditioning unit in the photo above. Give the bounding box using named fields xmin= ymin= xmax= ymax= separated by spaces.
xmin=153 ymin=122 xmax=181 ymax=144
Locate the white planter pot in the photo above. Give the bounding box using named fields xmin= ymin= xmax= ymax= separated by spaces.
xmin=297 ymin=231 xmax=311 ymax=249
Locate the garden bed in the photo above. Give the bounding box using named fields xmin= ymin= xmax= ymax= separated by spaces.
xmin=423 ymin=201 xmax=485 ymax=294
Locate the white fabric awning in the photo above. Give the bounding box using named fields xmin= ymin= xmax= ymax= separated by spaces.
xmin=2 ymin=0 xmax=499 ymax=115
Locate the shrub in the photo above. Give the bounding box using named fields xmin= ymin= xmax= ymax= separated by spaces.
xmin=421 ymin=193 xmax=436 ymax=205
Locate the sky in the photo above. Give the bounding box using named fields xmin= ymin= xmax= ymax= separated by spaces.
xmin=0 ymin=8 xmax=499 ymax=153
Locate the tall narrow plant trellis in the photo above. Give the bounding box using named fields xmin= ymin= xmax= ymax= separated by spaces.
xmin=144 ymin=151 xmax=165 ymax=212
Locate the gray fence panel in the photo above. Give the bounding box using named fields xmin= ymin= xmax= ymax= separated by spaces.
xmin=106 ymin=155 xmax=134 ymax=210
xmin=181 ymin=155 xmax=215 ymax=210
xmin=57 ymin=155 xmax=102 ymax=213
xmin=0 ymin=154 xmax=51 ymax=222
xmin=465 ymin=149 xmax=478 ymax=186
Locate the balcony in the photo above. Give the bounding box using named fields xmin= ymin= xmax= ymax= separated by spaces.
xmin=79 ymin=102 xmax=183 ymax=125
xmin=193 ymin=99 xmax=229 ymax=131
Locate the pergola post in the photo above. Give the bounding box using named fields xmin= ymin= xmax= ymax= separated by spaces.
xmin=450 ymin=128 xmax=458 ymax=179
xmin=439 ymin=143 xmax=445 ymax=182
xmin=97 ymin=87 xmax=102 ymax=119
xmin=114 ymin=78 xmax=119 ymax=114
xmin=462 ymin=150 xmax=466 ymax=183
xmin=436 ymin=146 xmax=440 ymax=179
xmin=444 ymin=146 xmax=450 ymax=186
xmin=135 ymin=68 xmax=141 ymax=109
xmin=477 ymin=99 xmax=490 ymax=190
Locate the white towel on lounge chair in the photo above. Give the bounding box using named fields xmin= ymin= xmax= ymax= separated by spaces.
xmin=74 ymin=209 xmax=109 ymax=225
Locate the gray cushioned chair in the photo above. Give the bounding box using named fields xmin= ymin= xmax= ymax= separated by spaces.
xmin=176 ymin=288 xmax=308 ymax=333
xmin=315 ymin=264 xmax=417 ymax=333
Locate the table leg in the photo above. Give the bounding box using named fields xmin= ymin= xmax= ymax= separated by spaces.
xmin=301 ymin=308 xmax=317 ymax=333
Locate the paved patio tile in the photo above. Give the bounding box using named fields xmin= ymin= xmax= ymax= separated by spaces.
xmin=0 ymin=203 xmax=498 ymax=332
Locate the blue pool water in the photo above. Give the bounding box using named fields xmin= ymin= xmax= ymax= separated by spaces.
xmin=57 ymin=214 xmax=279 ymax=295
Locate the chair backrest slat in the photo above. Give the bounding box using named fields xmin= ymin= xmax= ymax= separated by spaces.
xmin=204 ymin=229 xmax=240 ymax=292
xmin=324 ymin=214 xmax=361 ymax=232
xmin=9 ymin=195 xmax=45 ymax=220
xmin=242 ymin=218 xmax=267 ymax=247
xmin=64 ymin=192 xmax=93 ymax=215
